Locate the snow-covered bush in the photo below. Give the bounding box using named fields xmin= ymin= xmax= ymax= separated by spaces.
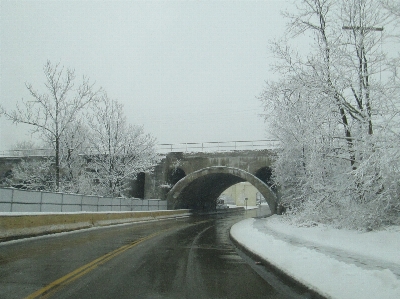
xmin=9 ymin=158 xmax=55 ymax=191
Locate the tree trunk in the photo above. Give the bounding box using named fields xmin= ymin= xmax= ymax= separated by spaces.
xmin=55 ymin=137 xmax=60 ymax=190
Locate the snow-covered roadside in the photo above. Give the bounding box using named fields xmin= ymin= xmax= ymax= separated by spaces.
xmin=262 ymin=216 xmax=400 ymax=266
xmin=230 ymin=216 xmax=400 ymax=299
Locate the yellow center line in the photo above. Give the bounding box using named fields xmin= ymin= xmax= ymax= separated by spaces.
xmin=24 ymin=231 xmax=162 ymax=299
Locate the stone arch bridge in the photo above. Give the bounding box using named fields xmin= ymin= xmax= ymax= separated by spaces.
xmin=0 ymin=148 xmax=279 ymax=213
xmin=138 ymin=150 xmax=278 ymax=213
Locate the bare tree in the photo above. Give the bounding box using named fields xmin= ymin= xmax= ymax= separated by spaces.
xmin=85 ymin=94 xmax=160 ymax=197
xmin=1 ymin=61 xmax=101 ymax=190
xmin=380 ymin=0 xmax=400 ymax=17
xmin=57 ymin=120 xmax=90 ymax=193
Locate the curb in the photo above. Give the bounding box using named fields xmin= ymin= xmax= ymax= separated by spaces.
xmin=229 ymin=229 xmax=327 ymax=299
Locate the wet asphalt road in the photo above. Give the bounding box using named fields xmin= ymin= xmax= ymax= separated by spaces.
xmin=0 ymin=211 xmax=313 ymax=299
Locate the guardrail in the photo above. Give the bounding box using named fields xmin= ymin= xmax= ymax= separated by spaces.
xmin=0 ymin=140 xmax=280 ymax=157
xmin=156 ymin=140 xmax=280 ymax=153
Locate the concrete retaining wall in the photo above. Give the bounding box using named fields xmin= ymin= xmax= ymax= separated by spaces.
xmin=0 ymin=209 xmax=191 ymax=241
xmin=0 ymin=188 xmax=167 ymax=212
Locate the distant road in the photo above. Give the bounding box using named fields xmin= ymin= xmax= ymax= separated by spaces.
xmin=0 ymin=212 xmax=310 ymax=299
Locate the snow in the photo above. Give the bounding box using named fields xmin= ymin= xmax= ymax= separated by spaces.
xmin=231 ymin=215 xmax=400 ymax=299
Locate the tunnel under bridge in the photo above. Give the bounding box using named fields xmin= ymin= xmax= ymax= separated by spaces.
xmin=140 ymin=149 xmax=278 ymax=213
xmin=166 ymin=166 xmax=277 ymax=212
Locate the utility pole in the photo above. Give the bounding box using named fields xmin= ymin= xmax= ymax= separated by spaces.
xmin=342 ymin=25 xmax=384 ymax=80
xmin=342 ymin=26 xmax=383 ymax=32
xmin=342 ymin=24 xmax=384 ymax=135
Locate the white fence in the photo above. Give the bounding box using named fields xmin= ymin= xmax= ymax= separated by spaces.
xmin=0 ymin=188 xmax=167 ymax=213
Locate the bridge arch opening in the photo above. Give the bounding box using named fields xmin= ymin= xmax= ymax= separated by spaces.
xmin=131 ymin=172 xmax=145 ymax=198
xmin=167 ymin=167 xmax=186 ymax=186
xmin=219 ymin=182 xmax=267 ymax=207
xmin=166 ymin=166 xmax=277 ymax=213
xmin=255 ymin=166 xmax=276 ymax=192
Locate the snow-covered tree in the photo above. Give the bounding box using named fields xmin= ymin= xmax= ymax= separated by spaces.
xmin=0 ymin=141 xmax=52 ymax=189
xmin=380 ymin=0 xmax=400 ymax=18
xmin=1 ymin=61 xmax=101 ymax=190
xmin=85 ymin=94 xmax=160 ymax=197
xmin=261 ymin=0 xmax=400 ymax=229
xmin=2 ymin=119 xmax=91 ymax=193
xmin=10 ymin=158 xmax=55 ymax=191
xmin=56 ymin=120 xmax=91 ymax=193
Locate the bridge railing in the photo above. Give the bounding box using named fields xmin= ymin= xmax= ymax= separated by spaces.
xmin=0 ymin=140 xmax=280 ymax=157
xmin=0 ymin=148 xmax=55 ymax=158
xmin=156 ymin=139 xmax=280 ymax=153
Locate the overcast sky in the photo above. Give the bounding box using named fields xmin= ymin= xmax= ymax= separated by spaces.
xmin=0 ymin=0 xmax=289 ymax=151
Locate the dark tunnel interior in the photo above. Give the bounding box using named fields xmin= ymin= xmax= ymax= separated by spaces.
xmin=174 ymin=173 xmax=245 ymax=210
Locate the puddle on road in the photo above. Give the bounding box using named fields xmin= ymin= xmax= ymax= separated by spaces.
xmin=219 ymin=253 xmax=245 ymax=263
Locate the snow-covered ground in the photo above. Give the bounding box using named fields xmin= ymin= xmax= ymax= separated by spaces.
xmin=231 ymin=215 xmax=400 ymax=299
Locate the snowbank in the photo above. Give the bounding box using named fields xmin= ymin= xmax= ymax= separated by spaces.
xmin=230 ymin=216 xmax=400 ymax=299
